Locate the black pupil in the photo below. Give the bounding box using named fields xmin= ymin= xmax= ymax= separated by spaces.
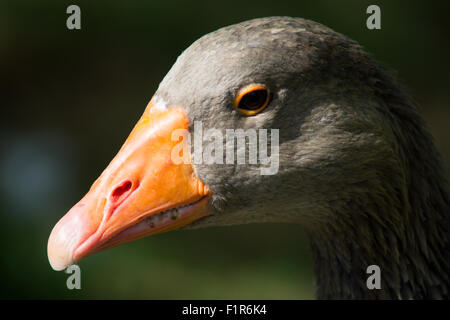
xmin=238 ymin=89 xmax=268 ymax=110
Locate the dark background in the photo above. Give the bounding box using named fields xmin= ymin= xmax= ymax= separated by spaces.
xmin=1 ymin=0 xmax=449 ymax=299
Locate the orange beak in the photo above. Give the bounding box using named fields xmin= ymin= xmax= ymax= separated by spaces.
xmin=47 ymin=99 xmax=211 ymax=271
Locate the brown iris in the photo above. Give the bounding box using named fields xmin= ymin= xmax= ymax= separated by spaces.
xmin=234 ymin=84 xmax=270 ymax=116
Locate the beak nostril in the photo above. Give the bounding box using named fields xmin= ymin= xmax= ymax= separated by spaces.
xmin=110 ymin=180 xmax=133 ymax=205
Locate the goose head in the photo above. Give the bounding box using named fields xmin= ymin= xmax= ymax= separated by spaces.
xmin=48 ymin=17 xmax=450 ymax=299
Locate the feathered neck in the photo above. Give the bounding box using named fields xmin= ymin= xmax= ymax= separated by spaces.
xmin=308 ymin=71 xmax=450 ymax=299
xmin=309 ymin=191 xmax=450 ymax=299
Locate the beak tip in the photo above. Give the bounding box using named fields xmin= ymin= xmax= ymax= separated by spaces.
xmin=47 ymin=223 xmax=75 ymax=271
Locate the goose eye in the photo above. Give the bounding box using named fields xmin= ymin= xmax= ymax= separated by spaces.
xmin=234 ymin=85 xmax=270 ymax=116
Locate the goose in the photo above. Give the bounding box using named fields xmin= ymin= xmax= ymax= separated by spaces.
xmin=47 ymin=17 xmax=450 ymax=299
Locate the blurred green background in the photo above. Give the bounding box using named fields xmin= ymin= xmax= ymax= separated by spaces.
xmin=1 ymin=0 xmax=449 ymax=299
